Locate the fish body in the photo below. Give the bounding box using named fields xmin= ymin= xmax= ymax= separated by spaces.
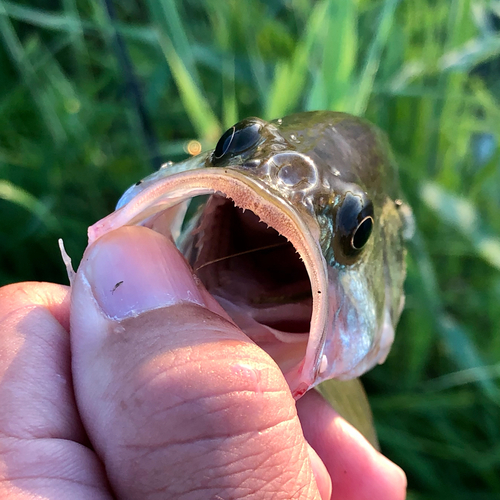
xmin=89 ymin=111 xmax=411 ymax=401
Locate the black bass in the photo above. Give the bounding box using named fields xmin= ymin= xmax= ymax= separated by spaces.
xmin=84 ymin=111 xmax=412 ymax=403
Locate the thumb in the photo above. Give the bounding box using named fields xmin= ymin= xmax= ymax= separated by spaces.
xmin=70 ymin=225 xmax=326 ymax=500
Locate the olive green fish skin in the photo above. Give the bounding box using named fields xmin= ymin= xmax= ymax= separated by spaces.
xmin=273 ymin=111 xmax=402 ymax=202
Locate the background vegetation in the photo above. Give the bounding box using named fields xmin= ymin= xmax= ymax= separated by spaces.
xmin=1 ymin=0 xmax=499 ymax=497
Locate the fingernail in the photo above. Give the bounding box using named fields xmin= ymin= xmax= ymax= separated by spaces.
xmin=80 ymin=226 xmax=206 ymax=319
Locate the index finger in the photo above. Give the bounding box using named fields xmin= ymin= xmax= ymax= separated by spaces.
xmin=0 ymin=281 xmax=70 ymax=332
xmin=0 ymin=281 xmax=112 ymax=499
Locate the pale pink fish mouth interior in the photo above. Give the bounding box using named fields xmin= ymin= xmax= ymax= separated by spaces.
xmin=182 ymin=195 xmax=313 ymax=330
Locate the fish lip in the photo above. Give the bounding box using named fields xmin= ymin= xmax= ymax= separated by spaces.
xmin=89 ymin=167 xmax=330 ymax=394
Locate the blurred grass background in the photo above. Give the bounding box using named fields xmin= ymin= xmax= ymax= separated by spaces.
xmin=1 ymin=0 xmax=499 ymax=497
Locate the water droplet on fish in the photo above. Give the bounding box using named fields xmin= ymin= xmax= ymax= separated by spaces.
xmin=161 ymin=161 xmax=174 ymax=169
xmin=277 ymin=118 xmax=283 ymax=125
xmin=333 ymin=169 xmax=341 ymax=177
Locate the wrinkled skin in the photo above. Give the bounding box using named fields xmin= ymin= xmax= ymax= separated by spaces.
xmin=0 ymin=228 xmax=407 ymax=499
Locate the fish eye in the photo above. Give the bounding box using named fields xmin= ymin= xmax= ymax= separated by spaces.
xmin=335 ymin=191 xmax=374 ymax=260
xmin=212 ymin=119 xmax=262 ymax=163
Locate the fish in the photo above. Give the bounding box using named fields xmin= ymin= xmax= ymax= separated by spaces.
xmin=82 ymin=111 xmax=412 ymax=411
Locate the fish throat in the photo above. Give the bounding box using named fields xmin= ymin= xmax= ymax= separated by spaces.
xmin=183 ymin=194 xmax=313 ymax=336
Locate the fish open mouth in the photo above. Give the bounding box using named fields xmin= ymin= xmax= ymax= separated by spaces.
xmin=181 ymin=195 xmax=313 ymax=335
xmin=87 ymin=167 xmax=329 ymax=389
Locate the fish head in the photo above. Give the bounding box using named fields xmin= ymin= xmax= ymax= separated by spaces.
xmin=88 ymin=111 xmax=412 ymax=398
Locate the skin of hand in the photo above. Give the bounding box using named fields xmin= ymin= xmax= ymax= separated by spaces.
xmin=0 ymin=225 xmax=407 ymax=500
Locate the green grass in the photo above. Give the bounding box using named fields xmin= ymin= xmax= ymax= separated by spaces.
xmin=1 ymin=0 xmax=500 ymax=497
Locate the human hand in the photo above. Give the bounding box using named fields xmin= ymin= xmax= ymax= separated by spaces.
xmin=0 ymin=226 xmax=406 ymax=499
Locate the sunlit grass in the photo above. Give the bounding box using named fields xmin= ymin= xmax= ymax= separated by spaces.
xmin=1 ymin=0 xmax=500 ymax=497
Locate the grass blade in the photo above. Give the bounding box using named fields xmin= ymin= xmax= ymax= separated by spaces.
xmin=0 ymin=180 xmax=58 ymax=230
xmin=353 ymin=0 xmax=400 ymax=115
xmin=265 ymin=0 xmax=330 ymax=118
xmin=157 ymin=32 xmax=220 ymax=141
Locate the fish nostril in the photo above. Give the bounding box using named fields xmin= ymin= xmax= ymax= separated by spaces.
xmin=272 ymin=152 xmax=318 ymax=191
